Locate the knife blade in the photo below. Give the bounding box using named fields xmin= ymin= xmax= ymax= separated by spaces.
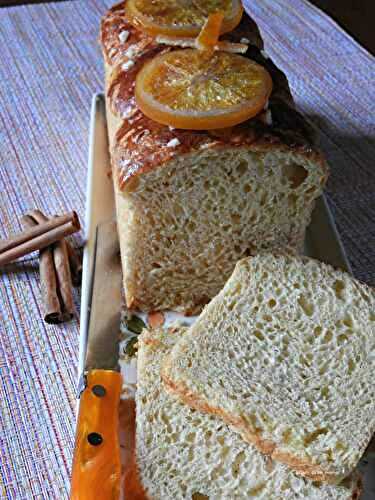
xmin=70 ymin=220 xmax=123 ymax=500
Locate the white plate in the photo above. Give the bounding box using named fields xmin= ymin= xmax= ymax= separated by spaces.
xmin=77 ymin=93 xmax=374 ymax=499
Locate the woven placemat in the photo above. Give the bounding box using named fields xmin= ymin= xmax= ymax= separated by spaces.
xmin=0 ymin=0 xmax=374 ymax=497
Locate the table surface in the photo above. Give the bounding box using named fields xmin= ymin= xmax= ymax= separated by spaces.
xmin=0 ymin=0 xmax=374 ymax=498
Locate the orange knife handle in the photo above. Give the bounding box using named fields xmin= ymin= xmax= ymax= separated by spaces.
xmin=70 ymin=370 xmax=122 ymax=500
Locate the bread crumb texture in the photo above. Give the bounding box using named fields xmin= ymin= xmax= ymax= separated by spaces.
xmin=163 ymin=254 xmax=375 ymax=482
xmin=118 ymin=149 xmax=325 ymax=312
xmin=137 ymin=327 xmax=359 ymax=499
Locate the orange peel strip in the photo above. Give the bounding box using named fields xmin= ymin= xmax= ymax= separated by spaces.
xmin=196 ymin=11 xmax=224 ymax=52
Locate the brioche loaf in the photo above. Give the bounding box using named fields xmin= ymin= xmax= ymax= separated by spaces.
xmin=162 ymin=254 xmax=375 ymax=483
xmin=137 ymin=326 xmax=360 ymax=499
xmin=100 ymin=3 xmax=328 ymax=313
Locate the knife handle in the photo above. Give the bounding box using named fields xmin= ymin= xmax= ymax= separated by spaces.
xmin=70 ymin=370 xmax=122 ymax=500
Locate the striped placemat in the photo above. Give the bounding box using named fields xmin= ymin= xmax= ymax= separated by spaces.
xmin=0 ymin=0 xmax=374 ymax=497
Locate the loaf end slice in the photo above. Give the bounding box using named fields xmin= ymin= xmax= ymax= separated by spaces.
xmin=137 ymin=326 xmax=360 ymax=499
xmin=162 ymin=254 xmax=375 ymax=482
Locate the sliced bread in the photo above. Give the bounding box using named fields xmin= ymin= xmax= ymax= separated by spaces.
xmin=136 ymin=326 xmax=360 ymax=499
xmin=162 ymin=254 xmax=375 ymax=483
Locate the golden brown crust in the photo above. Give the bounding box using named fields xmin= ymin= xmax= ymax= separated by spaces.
xmin=100 ymin=4 xmax=328 ymax=190
xmin=162 ymin=359 xmax=348 ymax=484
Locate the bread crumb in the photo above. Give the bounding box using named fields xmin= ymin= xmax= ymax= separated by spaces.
xmin=261 ymin=49 xmax=269 ymax=59
xmin=166 ymin=138 xmax=180 ymax=148
xmin=240 ymin=37 xmax=250 ymax=44
xmin=122 ymin=60 xmax=135 ymax=71
xmin=108 ymin=48 xmax=117 ymax=58
xmin=118 ymin=30 xmax=129 ymax=44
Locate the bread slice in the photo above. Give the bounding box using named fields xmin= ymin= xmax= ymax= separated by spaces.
xmin=136 ymin=326 xmax=360 ymax=499
xmin=101 ymin=5 xmax=328 ymax=314
xmin=162 ymin=254 xmax=375 ymax=483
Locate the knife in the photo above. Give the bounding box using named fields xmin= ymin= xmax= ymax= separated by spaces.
xmin=70 ymin=220 xmax=122 ymax=500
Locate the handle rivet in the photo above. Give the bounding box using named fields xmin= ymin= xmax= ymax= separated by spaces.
xmin=87 ymin=432 xmax=103 ymax=446
xmin=92 ymin=385 xmax=106 ymax=397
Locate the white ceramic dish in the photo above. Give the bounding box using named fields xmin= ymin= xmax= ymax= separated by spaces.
xmin=76 ymin=93 xmax=374 ymax=499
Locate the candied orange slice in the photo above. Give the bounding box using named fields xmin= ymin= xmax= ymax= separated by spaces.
xmin=135 ymin=49 xmax=273 ymax=130
xmin=125 ymin=0 xmax=243 ymax=37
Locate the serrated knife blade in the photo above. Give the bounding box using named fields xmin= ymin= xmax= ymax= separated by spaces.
xmin=84 ymin=221 xmax=122 ymax=372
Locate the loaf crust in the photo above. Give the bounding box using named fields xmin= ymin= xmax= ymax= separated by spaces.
xmin=162 ymin=369 xmax=363 ymax=493
xmin=100 ymin=3 xmax=327 ymax=190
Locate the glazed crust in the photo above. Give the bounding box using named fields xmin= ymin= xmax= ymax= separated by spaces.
xmin=100 ymin=2 xmax=328 ymax=190
xmin=162 ymin=360 xmax=362 ymax=495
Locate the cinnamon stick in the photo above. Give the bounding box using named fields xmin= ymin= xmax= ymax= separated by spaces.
xmin=0 ymin=211 xmax=80 ymax=267
xmin=26 ymin=210 xmax=49 ymax=225
xmin=21 ymin=215 xmax=62 ymax=323
xmin=53 ymin=239 xmax=74 ymax=322
xmin=28 ymin=210 xmax=82 ymax=286
xmin=29 ymin=210 xmax=82 ymax=286
xmin=24 ymin=211 xmax=75 ymax=322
